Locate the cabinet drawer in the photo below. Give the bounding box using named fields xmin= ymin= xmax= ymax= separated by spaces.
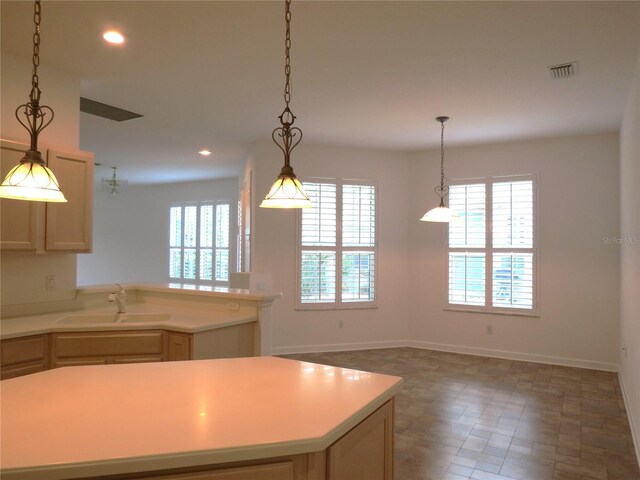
xmin=1 ymin=335 xmax=47 ymax=365
xmin=52 ymin=331 xmax=164 ymax=358
xmin=53 ymin=355 xmax=163 ymax=368
xmin=140 ymin=461 xmax=293 ymax=480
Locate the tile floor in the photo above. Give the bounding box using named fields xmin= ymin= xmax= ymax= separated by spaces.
xmin=284 ymin=348 xmax=640 ymax=480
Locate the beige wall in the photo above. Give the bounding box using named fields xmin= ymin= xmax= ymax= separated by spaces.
xmin=1 ymin=54 xmax=80 ymax=310
xmin=619 ymin=51 xmax=640 ymax=461
xmin=251 ymin=140 xmax=412 ymax=353
xmin=408 ymin=133 xmax=620 ymax=370
xmin=77 ymin=178 xmax=239 ymax=286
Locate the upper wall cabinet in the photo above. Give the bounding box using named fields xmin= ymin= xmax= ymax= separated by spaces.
xmin=0 ymin=140 xmax=94 ymax=253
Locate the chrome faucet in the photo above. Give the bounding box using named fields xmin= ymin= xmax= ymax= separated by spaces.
xmin=107 ymin=283 xmax=127 ymax=313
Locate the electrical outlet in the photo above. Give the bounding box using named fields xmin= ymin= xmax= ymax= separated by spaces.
xmin=46 ymin=274 xmax=56 ymax=291
xmin=338 ymin=320 xmax=344 ymax=329
xmin=227 ymin=302 xmax=239 ymax=311
xmin=486 ymin=324 xmax=493 ymax=335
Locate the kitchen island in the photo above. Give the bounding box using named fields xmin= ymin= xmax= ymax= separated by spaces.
xmin=0 ymin=356 xmax=402 ymax=480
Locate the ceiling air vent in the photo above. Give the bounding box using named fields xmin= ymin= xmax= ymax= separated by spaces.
xmin=548 ymin=62 xmax=578 ymax=80
xmin=80 ymin=97 xmax=143 ymax=122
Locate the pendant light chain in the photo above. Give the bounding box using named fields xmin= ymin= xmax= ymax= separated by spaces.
xmin=283 ymin=0 xmax=292 ymax=110
xmin=439 ymin=119 xmax=445 ymax=191
xmin=30 ymin=0 xmax=42 ymax=103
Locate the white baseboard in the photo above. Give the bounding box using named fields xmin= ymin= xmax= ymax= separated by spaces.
xmin=272 ymin=339 xmax=618 ymax=372
xmin=271 ymin=340 xmax=406 ymax=356
xmin=406 ymin=340 xmax=618 ymax=372
xmin=619 ymin=371 xmax=640 ymax=466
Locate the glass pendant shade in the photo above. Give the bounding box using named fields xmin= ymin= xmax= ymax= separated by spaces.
xmin=260 ymin=174 xmax=312 ymax=208
xmin=420 ymin=204 xmax=460 ymax=222
xmin=0 ymin=160 xmax=67 ymax=202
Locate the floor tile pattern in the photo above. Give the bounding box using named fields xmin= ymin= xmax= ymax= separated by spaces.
xmin=284 ymin=348 xmax=639 ymax=480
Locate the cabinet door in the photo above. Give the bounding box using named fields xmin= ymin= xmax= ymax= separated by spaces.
xmin=327 ymin=400 xmax=394 ymax=480
xmin=166 ymin=332 xmax=192 ymax=361
xmin=0 ymin=140 xmax=42 ymax=251
xmin=45 ymin=149 xmax=94 ymax=252
xmin=1 ymin=334 xmax=48 ymax=379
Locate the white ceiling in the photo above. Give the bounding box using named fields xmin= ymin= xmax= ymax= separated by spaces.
xmin=1 ymin=1 xmax=639 ymax=185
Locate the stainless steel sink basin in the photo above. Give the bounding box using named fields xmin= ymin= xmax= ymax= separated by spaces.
xmin=116 ymin=313 xmax=171 ymax=323
xmin=57 ymin=313 xmax=119 ymax=324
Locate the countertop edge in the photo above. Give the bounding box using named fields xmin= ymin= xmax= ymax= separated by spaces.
xmin=77 ymin=283 xmax=283 ymax=302
xmin=0 ymin=381 xmax=403 ymax=480
xmin=0 ymin=315 xmax=257 ymax=340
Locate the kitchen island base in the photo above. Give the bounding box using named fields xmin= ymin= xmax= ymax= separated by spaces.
xmin=90 ymin=400 xmax=394 ymax=480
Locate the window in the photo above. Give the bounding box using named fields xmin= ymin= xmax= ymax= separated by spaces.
xmin=447 ymin=175 xmax=536 ymax=314
xmin=297 ymin=179 xmax=377 ymax=309
xmin=169 ymin=202 xmax=230 ymax=284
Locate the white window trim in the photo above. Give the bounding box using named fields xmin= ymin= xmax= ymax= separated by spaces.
xmin=295 ymin=177 xmax=379 ymax=311
xmin=444 ymin=174 xmax=539 ymax=317
xmin=169 ymin=200 xmax=232 ymax=286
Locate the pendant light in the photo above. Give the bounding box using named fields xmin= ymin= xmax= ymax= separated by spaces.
xmin=0 ymin=0 xmax=66 ymax=203
xmin=102 ymin=167 xmax=128 ymax=197
xmin=420 ymin=116 xmax=459 ymax=222
xmin=260 ymin=0 xmax=312 ymax=209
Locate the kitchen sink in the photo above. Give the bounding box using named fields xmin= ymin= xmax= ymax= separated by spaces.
xmin=57 ymin=314 xmax=119 ymax=324
xmin=116 ymin=313 xmax=171 ymax=323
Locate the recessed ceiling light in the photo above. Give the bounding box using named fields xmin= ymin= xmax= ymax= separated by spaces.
xmin=198 ymin=149 xmax=212 ymax=156
xmin=103 ymin=30 xmax=125 ymax=45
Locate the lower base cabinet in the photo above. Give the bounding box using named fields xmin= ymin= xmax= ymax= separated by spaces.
xmin=0 ymin=335 xmax=48 ymax=380
xmin=1 ymin=322 xmax=255 ymax=378
xmin=97 ymin=400 xmax=394 ymax=480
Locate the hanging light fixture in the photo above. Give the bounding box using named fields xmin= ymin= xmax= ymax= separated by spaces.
xmin=101 ymin=167 xmax=128 ymax=197
xmin=0 ymin=0 xmax=66 ymax=203
xmin=420 ymin=116 xmax=459 ymax=223
xmin=260 ymin=0 xmax=312 ymax=209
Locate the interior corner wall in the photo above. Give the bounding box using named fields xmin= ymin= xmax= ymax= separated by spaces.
xmin=408 ymin=133 xmax=621 ymax=371
xmin=619 ymin=52 xmax=640 ymax=461
xmin=250 ymin=141 xmax=411 ymax=353
xmin=1 ymin=53 xmax=80 ymax=309
xmin=77 ymin=178 xmax=239 ymax=286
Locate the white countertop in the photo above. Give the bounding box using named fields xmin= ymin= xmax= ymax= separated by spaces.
xmin=0 ymin=356 xmax=403 ymax=480
xmin=0 ymin=303 xmax=256 ymax=340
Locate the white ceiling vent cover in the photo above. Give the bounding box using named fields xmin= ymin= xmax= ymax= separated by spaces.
xmin=548 ymin=62 xmax=578 ymax=79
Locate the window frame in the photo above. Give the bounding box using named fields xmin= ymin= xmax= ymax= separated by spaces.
xmin=168 ymin=200 xmax=231 ymax=286
xmin=295 ymin=177 xmax=379 ymax=311
xmin=445 ymin=174 xmax=539 ymax=317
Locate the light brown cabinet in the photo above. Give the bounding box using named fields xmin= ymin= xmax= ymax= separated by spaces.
xmin=49 ymin=331 xmax=165 ymax=368
xmin=327 ymin=399 xmax=394 ymax=480
xmin=0 ymin=139 xmax=94 ymax=253
xmin=166 ymin=331 xmax=192 ymax=361
xmin=139 ymin=462 xmax=295 ymax=480
xmin=0 ymin=334 xmax=48 ymax=380
xmin=2 ymin=321 xmax=256 ymax=379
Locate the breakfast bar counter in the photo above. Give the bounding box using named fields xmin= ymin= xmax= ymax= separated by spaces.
xmin=0 ymin=356 xmax=403 ymax=480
